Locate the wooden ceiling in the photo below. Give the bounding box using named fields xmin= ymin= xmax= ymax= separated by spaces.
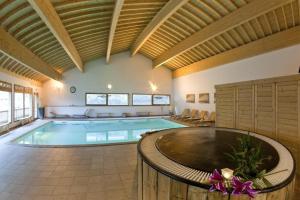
xmin=1 ymin=0 xmax=300 ymax=83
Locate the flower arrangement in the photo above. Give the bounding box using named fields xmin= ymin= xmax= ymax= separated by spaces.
xmin=209 ymin=169 xmax=258 ymax=198
xmin=209 ymin=133 xmax=273 ymax=199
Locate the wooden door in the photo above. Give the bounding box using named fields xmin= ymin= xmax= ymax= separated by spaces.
xmin=216 ymin=86 xmax=236 ymax=128
xmin=276 ymin=80 xmax=300 ymax=175
xmin=276 ymin=80 xmax=299 ymax=143
xmin=254 ymin=83 xmax=276 ymax=138
xmin=236 ymin=84 xmax=254 ymax=131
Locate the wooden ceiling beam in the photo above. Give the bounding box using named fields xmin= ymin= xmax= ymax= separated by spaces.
xmin=106 ymin=0 xmax=124 ymax=63
xmin=153 ymin=0 xmax=290 ymax=68
xmin=0 ymin=27 xmax=61 ymax=80
xmin=131 ymin=0 xmax=188 ymax=56
xmin=173 ymin=26 xmax=300 ymax=78
xmin=28 ymin=0 xmax=84 ymax=72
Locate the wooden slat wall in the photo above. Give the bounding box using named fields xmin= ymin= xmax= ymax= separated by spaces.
xmin=255 ymin=82 xmax=276 ymax=139
xmin=276 ymin=80 xmax=300 ymax=173
xmin=215 ymin=86 xmax=235 ymax=128
xmin=276 ymin=81 xmax=299 ymax=142
xmin=139 ymin=160 xmax=295 ymax=199
xmin=236 ymin=83 xmax=254 ymax=131
xmin=215 ymin=74 xmax=300 ymax=175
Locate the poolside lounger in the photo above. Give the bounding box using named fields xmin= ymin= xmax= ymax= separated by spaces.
xmin=171 ymin=108 xmax=190 ymax=120
xmin=176 ymin=110 xmax=197 ymax=121
xmin=182 ymin=109 xmax=199 ymax=121
xmin=50 ymin=111 xmax=70 ymax=118
xmin=184 ymin=110 xmax=208 ymax=122
xmin=72 ymin=109 xmax=91 ymax=118
xmin=97 ymin=113 xmax=113 ymax=118
xmin=136 ymin=111 xmax=150 ymax=117
xmin=193 ymin=112 xmax=216 ymax=127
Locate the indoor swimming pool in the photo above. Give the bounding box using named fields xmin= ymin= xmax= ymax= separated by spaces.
xmin=12 ymin=118 xmax=184 ymax=146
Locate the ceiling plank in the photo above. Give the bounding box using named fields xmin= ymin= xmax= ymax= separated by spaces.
xmin=0 ymin=68 xmax=43 ymax=86
xmin=0 ymin=27 xmax=61 ymax=80
xmin=28 ymin=0 xmax=84 ymax=72
xmin=131 ymin=0 xmax=188 ymax=56
xmin=153 ymin=0 xmax=290 ymax=68
xmin=106 ymin=0 xmax=124 ymax=63
xmin=173 ymin=26 xmax=300 ymax=78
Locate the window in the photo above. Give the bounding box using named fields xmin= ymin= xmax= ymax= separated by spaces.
xmin=153 ymin=94 xmax=170 ymax=105
xmin=86 ymin=93 xmax=107 ymax=105
xmin=0 ymin=81 xmax=12 ymax=125
xmin=14 ymin=85 xmax=24 ymax=120
xmin=24 ymin=87 xmax=33 ymax=118
xmin=14 ymin=85 xmax=32 ymax=120
xmin=34 ymin=93 xmax=39 ymax=118
xmin=132 ymin=94 xmax=152 ymax=105
xmin=108 ymin=93 xmax=129 ymax=105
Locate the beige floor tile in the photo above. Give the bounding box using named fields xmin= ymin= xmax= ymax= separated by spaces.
xmin=53 ymin=186 xmax=70 ymax=195
xmin=69 ymin=185 xmax=88 ymax=194
xmin=26 ymin=185 xmax=55 ymax=195
xmin=86 ymin=191 xmax=106 ymax=200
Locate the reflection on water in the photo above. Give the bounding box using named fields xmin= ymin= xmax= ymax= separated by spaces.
xmin=14 ymin=119 xmax=184 ymax=145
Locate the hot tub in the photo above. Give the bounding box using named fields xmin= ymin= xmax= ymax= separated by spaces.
xmin=137 ymin=127 xmax=296 ymax=200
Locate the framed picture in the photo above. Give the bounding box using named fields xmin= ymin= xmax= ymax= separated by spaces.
xmin=186 ymin=94 xmax=195 ymax=103
xmin=199 ymin=93 xmax=209 ymax=103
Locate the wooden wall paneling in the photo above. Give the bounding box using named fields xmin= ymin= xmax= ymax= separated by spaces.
xmin=157 ymin=173 xmax=170 ymax=200
xmin=170 ymin=179 xmax=188 ymax=200
xmin=138 ymin=155 xmax=143 ymax=200
xmin=187 ymin=185 xmax=207 ymax=200
xmin=276 ymin=80 xmax=300 ymax=175
xmin=216 ymin=86 xmax=236 ymax=128
xmin=254 ymin=82 xmax=276 ymax=139
xmin=142 ymin=162 xmax=157 ymax=200
xmin=236 ymin=83 xmax=255 ymax=131
xmin=139 ymin=156 xmax=295 ymax=199
xmin=276 ymin=80 xmax=299 ymax=143
xmin=216 ymin=74 xmax=300 ymax=175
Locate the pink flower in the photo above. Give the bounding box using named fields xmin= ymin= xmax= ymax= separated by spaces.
xmin=231 ymin=177 xmax=258 ymax=198
xmin=209 ymin=169 xmax=228 ymax=195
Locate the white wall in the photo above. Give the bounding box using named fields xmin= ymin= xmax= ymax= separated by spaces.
xmin=172 ymin=44 xmax=300 ymax=114
xmin=0 ymin=72 xmax=42 ymax=132
xmin=42 ymin=51 xmax=173 ymax=117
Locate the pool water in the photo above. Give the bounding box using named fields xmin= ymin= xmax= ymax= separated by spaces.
xmin=13 ymin=118 xmax=185 ymax=145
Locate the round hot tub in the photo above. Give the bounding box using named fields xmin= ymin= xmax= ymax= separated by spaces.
xmin=137 ymin=127 xmax=296 ymax=200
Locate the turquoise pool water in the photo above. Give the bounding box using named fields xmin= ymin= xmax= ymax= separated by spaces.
xmin=13 ymin=118 xmax=185 ymax=145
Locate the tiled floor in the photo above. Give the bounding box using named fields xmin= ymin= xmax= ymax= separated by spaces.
xmin=0 ymin=143 xmax=298 ymax=200
xmin=0 ymin=144 xmax=137 ymax=200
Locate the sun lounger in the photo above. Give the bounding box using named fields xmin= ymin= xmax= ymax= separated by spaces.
xmin=182 ymin=109 xmax=199 ymax=121
xmin=72 ymin=109 xmax=91 ymax=118
xmin=136 ymin=112 xmax=150 ymax=117
xmin=185 ymin=110 xmax=208 ymax=122
xmin=170 ymin=108 xmax=190 ymax=120
xmin=50 ymin=111 xmax=70 ymax=118
xmin=193 ymin=112 xmax=216 ymax=127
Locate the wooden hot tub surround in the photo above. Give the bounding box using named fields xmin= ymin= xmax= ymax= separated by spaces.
xmin=137 ymin=127 xmax=296 ymax=200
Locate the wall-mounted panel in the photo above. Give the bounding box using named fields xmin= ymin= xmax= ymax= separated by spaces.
xmin=276 ymin=80 xmax=299 ymax=143
xmin=215 ymin=86 xmax=235 ymax=128
xmin=255 ymin=82 xmax=276 ymax=139
xmin=236 ymin=83 xmax=254 ymax=131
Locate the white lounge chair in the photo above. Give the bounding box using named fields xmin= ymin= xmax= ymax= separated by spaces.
xmin=50 ymin=111 xmax=70 ymax=118
xmin=72 ymin=109 xmax=91 ymax=118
